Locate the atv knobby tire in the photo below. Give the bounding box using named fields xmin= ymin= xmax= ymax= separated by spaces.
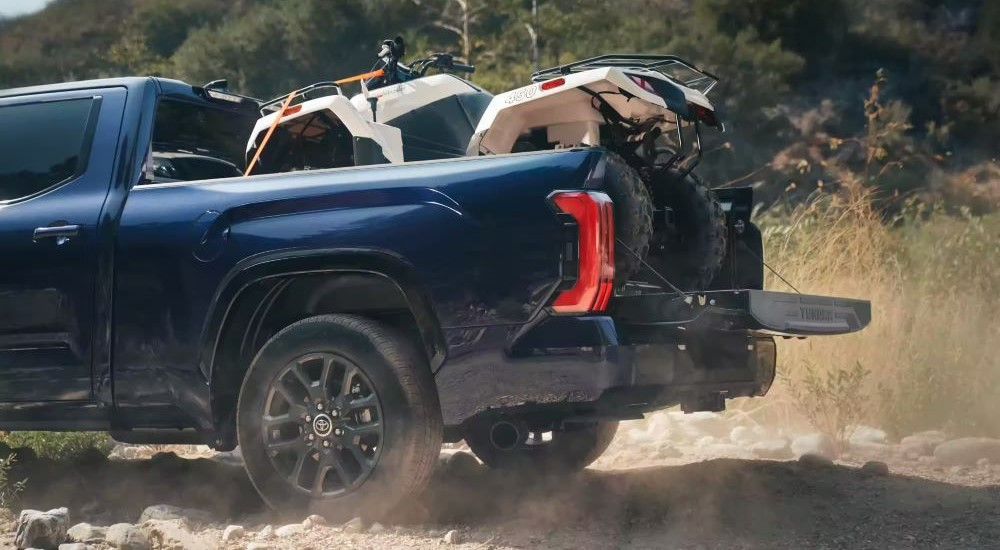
xmin=601 ymin=153 xmax=653 ymax=285
xmin=645 ymin=169 xmax=727 ymax=290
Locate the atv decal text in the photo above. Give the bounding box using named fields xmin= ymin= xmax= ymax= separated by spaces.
xmin=504 ymin=85 xmax=539 ymax=104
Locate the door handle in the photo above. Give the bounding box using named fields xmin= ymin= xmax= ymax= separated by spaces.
xmin=33 ymin=224 xmax=80 ymax=244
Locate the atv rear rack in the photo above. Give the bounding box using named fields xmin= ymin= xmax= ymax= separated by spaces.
xmin=531 ymin=54 xmax=720 ymax=95
xmin=611 ymin=288 xmax=871 ymax=336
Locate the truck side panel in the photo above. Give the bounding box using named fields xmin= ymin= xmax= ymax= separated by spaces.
xmin=111 ymin=150 xmax=602 ymax=429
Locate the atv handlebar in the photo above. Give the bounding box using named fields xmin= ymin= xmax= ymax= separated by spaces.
xmin=368 ymin=37 xmax=474 ymax=90
xmin=449 ymin=62 xmax=475 ymax=73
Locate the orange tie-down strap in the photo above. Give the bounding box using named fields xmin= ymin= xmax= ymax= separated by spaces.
xmin=244 ymin=69 xmax=386 ymax=177
xmin=244 ymin=91 xmax=296 ymax=177
xmin=335 ymin=68 xmax=385 ymax=85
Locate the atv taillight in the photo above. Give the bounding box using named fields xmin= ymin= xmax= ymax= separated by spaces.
xmin=549 ymin=191 xmax=615 ymax=314
xmin=687 ymin=102 xmax=719 ymax=127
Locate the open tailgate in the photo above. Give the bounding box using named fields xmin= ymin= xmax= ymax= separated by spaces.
xmin=612 ymin=289 xmax=871 ymax=337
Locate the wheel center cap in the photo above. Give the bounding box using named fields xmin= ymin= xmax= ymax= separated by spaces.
xmin=312 ymin=413 xmax=334 ymax=437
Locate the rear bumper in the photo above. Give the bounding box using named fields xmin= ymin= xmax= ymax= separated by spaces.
xmin=435 ymin=289 xmax=869 ymax=427
xmin=435 ymin=317 xmax=776 ymax=426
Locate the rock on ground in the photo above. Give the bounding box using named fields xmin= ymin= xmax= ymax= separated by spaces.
xmin=900 ymin=431 xmax=948 ymax=457
xmin=59 ymin=544 xmax=92 ymax=550
xmin=799 ymin=453 xmax=835 ymax=468
xmin=934 ymin=438 xmax=1000 ymax=466
xmin=105 ymin=523 xmax=150 ymax=550
xmin=15 ymin=507 xmax=69 ymax=550
xmin=274 ymin=524 xmax=304 ymax=537
xmin=141 ymin=519 xmax=210 ymax=550
xmin=137 ymin=504 xmax=212 ymax=526
xmin=849 ymin=425 xmax=888 ymax=446
xmin=443 ymin=529 xmax=461 ymax=544
xmin=443 ymin=451 xmax=481 ymax=478
xmin=751 ymin=439 xmax=793 ymax=459
xmin=861 ymin=461 xmax=890 ymax=476
xmin=791 ymin=432 xmax=839 ymax=460
xmin=343 ymin=517 xmax=364 ymax=534
xmin=67 ymin=523 xmax=106 ymax=543
xmin=222 ymin=525 xmax=244 ymax=541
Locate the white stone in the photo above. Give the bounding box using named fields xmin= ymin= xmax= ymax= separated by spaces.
xmin=140 ymin=519 xmax=210 ymax=550
xmin=443 ymin=529 xmax=461 ymax=544
xmin=369 ymin=522 xmax=386 ymax=534
xmin=934 ymin=438 xmax=1000 ymax=466
xmin=342 ymin=517 xmax=364 ymax=534
xmin=305 ymin=514 xmax=326 ymax=527
xmin=274 ymin=524 xmax=305 ymax=537
xmin=138 ymin=504 xmax=212 ymax=526
xmin=900 ymin=431 xmax=947 ymax=457
xmin=106 ymin=523 xmax=150 ymax=550
xmin=791 ymin=432 xmax=839 ymax=460
xmin=848 ymin=425 xmax=888 ymax=446
xmin=223 ymin=525 xmax=245 ymax=542
xmin=257 ymin=525 xmax=274 ymax=539
xmin=68 ymin=522 xmax=106 ymax=543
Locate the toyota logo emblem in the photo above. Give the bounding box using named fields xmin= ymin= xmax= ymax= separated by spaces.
xmin=312 ymin=414 xmax=333 ymax=437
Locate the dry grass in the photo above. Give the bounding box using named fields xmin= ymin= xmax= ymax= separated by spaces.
xmin=739 ymin=183 xmax=1000 ymax=439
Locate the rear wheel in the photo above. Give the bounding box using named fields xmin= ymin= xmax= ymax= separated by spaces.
xmin=464 ymin=418 xmax=618 ymax=473
xmin=237 ymin=314 xmax=441 ymax=520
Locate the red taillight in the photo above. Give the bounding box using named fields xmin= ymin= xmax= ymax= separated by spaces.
xmin=687 ymin=102 xmax=718 ymax=127
xmin=282 ymin=104 xmax=303 ymax=117
xmin=540 ymin=77 xmax=566 ymax=91
xmin=549 ymin=191 xmax=615 ymax=314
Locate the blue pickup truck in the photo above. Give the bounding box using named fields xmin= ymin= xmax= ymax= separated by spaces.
xmin=0 ymin=77 xmax=869 ymax=518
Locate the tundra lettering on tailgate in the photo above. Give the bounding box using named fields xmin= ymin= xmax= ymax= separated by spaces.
xmin=800 ymin=306 xmax=834 ymax=322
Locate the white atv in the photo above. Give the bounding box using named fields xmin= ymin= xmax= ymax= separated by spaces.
xmin=246 ymin=37 xmax=727 ymax=289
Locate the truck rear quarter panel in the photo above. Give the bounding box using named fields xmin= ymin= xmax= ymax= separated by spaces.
xmin=112 ymin=150 xmax=602 ymax=428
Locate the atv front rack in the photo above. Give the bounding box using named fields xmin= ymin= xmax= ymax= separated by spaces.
xmin=531 ymin=54 xmax=720 ymax=95
xmin=611 ymin=288 xmax=871 ymax=336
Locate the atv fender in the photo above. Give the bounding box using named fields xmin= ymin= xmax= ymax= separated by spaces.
xmin=470 ymin=67 xmax=713 ymax=156
xmin=247 ymin=95 xmax=404 ymax=164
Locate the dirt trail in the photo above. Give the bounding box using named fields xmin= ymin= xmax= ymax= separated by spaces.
xmin=3 ymin=445 xmax=998 ymax=549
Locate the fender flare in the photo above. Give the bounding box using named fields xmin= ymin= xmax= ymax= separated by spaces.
xmin=198 ymin=247 xmax=447 ymax=382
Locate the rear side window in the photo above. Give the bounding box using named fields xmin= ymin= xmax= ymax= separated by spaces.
xmin=145 ymin=99 xmax=255 ymax=184
xmin=0 ymin=97 xmax=98 ymax=202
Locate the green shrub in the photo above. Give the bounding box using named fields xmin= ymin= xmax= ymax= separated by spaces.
xmin=0 ymin=452 xmax=25 ymax=509
xmin=0 ymin=432 xmax=114 ymax=460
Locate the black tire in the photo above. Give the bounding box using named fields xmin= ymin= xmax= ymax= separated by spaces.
xmin=602 ymin=153 xmax=654 ymax=285
xmin=645 ymin=169 xmax=727 ymax=289
xmin=237 ymin=314 xmax=441 ymax=521
xmin=464 ymin=420 xmax=618 ymax=473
